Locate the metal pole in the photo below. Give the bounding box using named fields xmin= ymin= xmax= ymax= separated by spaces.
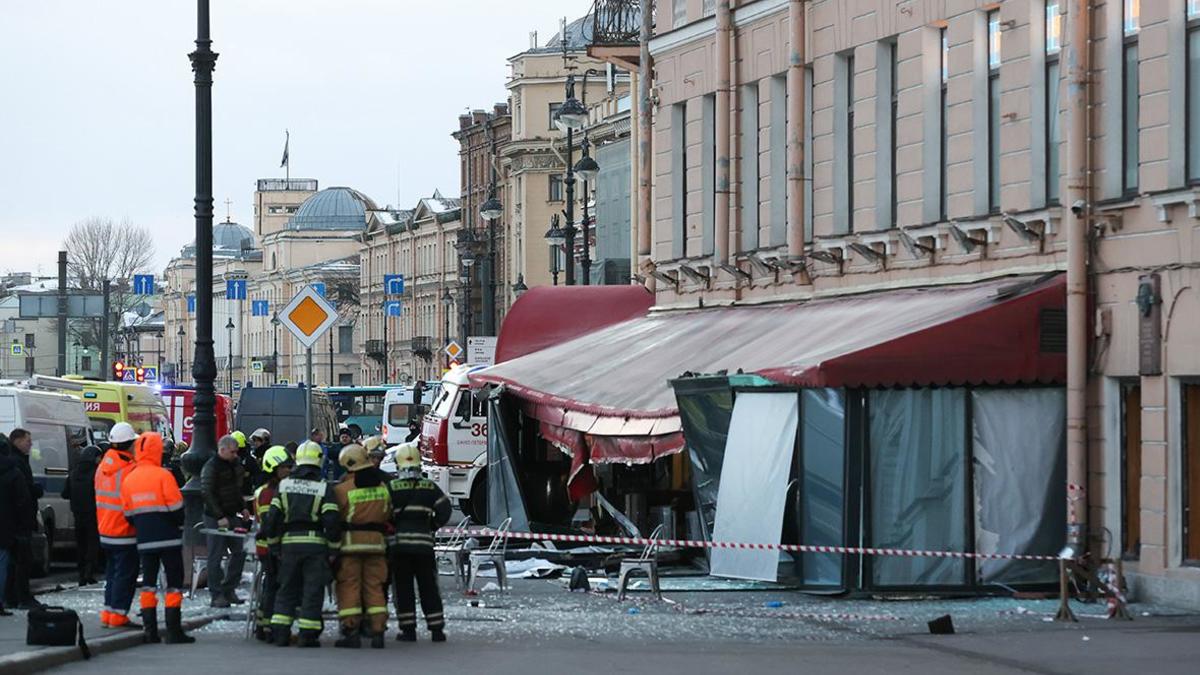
xmin=786 ymin=0 xmax=807 ymax=260
xmin=186 ymin=0 xmax=219 ymax=463
xmin=227 ymin=326 xmax=232 ymax=396
xmin=101 ymin=280 xmax=111 ymax=380
xmin=56 ymin=251 xmax=67 ymax=376
xmin=328 ymin=327 xmax=334 ymax=386
xmin=304 ymin=348 xmax=313 ymax=435
xmin=382 ymin=309 xmax=389 ymax=383
xmin=564 ymin=121 xmax=577 ymax=286
xmin=637 ymin=0 xmax=653 ymax=278
xmin=271 ymin=313 xmax=278 ymax=385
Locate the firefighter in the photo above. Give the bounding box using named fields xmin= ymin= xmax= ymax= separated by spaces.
xmin=120 ymin=432 xmax=195 ymax=644
xmin=95 ymin=422 xmax=140 ymax=629
xmin=252 ymin=446 xmax=293 ymax=641
xmin=263 ymin=441 xmax=341 ymax=648
xmin=387 ymin=442 xmax=451 ymax=642
xmin=332 ymin=444 xmax=392 ymax=649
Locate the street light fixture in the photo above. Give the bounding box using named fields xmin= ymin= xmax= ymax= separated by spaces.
xmin=512 ymin=274 xmax=528 ymax=297
xmin=574 ymin=153 xmax=600 ymax=182
xmin=553 ymin=96 xmax=588 ymax=133
xmin=545 ymin=215 xmax=566 ymax=246
xmin=479 ymin=194 xmax=503 ymax=222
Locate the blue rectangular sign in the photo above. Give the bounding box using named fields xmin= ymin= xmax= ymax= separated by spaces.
xmin=310 ymin=282 xmax=326 ymax=298
xmin=251 ymin=300 xmax=269 ymax=317
xmin=142 ymin=366 xmax=159 ymax=383
xmin=226 ymin=279 xmax=247 ymax=301
xmin=384 ymin=274 xmax=405 ymax=296
xmin=187 ymin=295 xmax=196 ymax=313
xmin=383 ymin=300 xmax=402 ymax=317
xmin=133 ymin=274 xmax=155 ymax=295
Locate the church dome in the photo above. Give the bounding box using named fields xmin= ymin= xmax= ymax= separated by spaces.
xmin=286 ymin=187 xmax=375 ymax=231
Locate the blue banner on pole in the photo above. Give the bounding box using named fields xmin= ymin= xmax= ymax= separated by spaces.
xmin=383 ymin=300 xmax=402 ymax=317
xmin=133 ymin=274 xmax=155 ymax=295
xmin=384 ymin=274 xmax=405 ymax=296
xmin=187 ymin=295 xmax=196 ymax=313
xmin=251 ymin=300 xmax=269 ymax=317
xmin=310 ymin=282 xmax=326 ymax=298
xmin=226 ymin=279 xmax=247 ymax=300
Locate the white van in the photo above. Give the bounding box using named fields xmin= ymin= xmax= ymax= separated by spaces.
xmin=0 ymin=386 xmax=93 ymax=558
xmin=380 ymin=381 xmax=441 ymax=447
xmin=419 ymin=365 xmax=489 ymax=521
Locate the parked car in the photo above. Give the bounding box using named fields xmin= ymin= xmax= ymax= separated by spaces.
xmin=234 ymin=385 xmax=338 ymax=447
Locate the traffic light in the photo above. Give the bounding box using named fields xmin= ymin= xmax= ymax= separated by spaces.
xmin=112 ymin=360 xmax=125 ymax=381
xmin=135 ymin=367 xmax=146 ymax=383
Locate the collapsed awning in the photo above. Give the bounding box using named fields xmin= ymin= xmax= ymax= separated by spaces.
xmin=473 ymin=274 xmax=1065 ymax=462
xmin=494 ymin=285 xmax=653 ymax=364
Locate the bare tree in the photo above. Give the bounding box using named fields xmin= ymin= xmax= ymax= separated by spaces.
xmin=62 ymin=217 xmax=157 ymax=354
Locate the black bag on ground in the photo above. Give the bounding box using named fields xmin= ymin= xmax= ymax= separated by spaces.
xmin=26 ymin=605 xmax=90 ymax=659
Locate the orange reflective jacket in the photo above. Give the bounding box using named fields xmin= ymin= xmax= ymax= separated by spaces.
xmin=121 ymin=433 xmax=185 ymax=551
xmin=95 ymin=446 xmax=136 ymax=546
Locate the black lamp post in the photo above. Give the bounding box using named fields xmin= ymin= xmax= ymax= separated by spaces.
xmin=73 ymin=340 xmax=81 ymax=374
xmin=459 ymin=243 xmax=476 ymax=346
xmin=441 ymin=289 xmax=453 ymax=368
xmin=574 ymin=67 xmax=604 ymax=286
xmin=554 ymin=75 xmax=587 ymax=285
xmin=479 ymin=122 xmax=503 ymax=336
xmin=270 ymin=311 xmax=279 ymax=385
xmin=183 ymin=0 xmax=220 ymax=477
xmin=225 ymin=316 xmax=234 ymax=397
xmin=545 ymin=215 xmax=565 ymax=286
xmin=176 ymin=325 xmax=186 ymax=385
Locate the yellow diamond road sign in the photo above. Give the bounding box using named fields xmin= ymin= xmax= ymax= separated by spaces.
xmin=444 ymin=340 xmax=463 ymax=360
xmin=279 ymin=285 xmax=338 ymax=349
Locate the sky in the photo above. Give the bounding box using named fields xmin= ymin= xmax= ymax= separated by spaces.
xmin=0 ymin=0 xmax=593 ymax=277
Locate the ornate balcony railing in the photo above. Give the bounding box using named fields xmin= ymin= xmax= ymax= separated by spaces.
xmin=591 ymin=0 xmax=644 ymax=46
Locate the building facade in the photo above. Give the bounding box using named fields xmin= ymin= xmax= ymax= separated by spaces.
xmin=583 ymin=0 xmax=1200 ymax=607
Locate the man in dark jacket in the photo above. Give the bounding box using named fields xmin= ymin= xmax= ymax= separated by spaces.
xmin=3 ymin=429 xmax=43 ymax=610
xmin=0 ymin=443 xmax=32 ymax=616
xmin=61 ymin=445 xmax=102 ymax=585
xmin=200 ymin=434 xmax=248 ymax=608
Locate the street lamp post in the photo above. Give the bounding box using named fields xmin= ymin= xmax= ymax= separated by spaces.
xmin=574 ymin=68 xmax=605 ymax=286
xmin=441 ymin=290 xmax=453 ymax=369
xmin=545 ymin=215 xmax=565 ymax=286
xmin=177 ymin=326 xmax=186 ymax=385
xmin=554 ymin=74 xmax=587 ymax=285
xmin=73 ymin=340 xmax=81 ymax=374
xmin=185 ymin=0 xmax=220 ymax=469
xmin=459 ymin=245 xmax=476 ymax=347
xmin=270 ymin=311 xmax=279 ymax=385
xmin=225 ymin=317 xmax=234 ymax=397
xmin=479 ymin=152 xmax=503 ymax=336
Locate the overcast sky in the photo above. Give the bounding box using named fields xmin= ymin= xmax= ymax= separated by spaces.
xmin=0 ymin=0 xmax=592 ymax=277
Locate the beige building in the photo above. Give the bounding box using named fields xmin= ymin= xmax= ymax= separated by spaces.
xmin=581 ymin=0 xmax=1200 ymax=607
xmin=359 ymin=192 xmax=462 ymax=384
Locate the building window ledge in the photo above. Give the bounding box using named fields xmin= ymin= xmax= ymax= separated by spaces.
xmin=1148 ymin=188 xmax=1200 ymax=222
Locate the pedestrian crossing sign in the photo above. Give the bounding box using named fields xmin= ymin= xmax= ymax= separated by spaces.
xmin=10 ymin=343 xmax=22 ymax=356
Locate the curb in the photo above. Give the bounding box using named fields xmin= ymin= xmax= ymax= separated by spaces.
xmin=0 ymin=613 xmax=227 ymax=675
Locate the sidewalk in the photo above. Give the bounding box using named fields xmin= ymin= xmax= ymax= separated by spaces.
xmin=0 ymin=583 xmax=226 ymax=674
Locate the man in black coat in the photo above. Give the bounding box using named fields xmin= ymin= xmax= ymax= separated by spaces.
xmin=201 ymin=434 xmax=248 ymax=608
xmin=61 ymin=445 xmax=102 ymax=585
xmin=0 ymin=440 xmax=32 ymax=616
xmin=2 ymin=429 xmax=42 ymax=610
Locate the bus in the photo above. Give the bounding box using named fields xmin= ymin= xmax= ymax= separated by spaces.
xmin=323 ymin=386 xmax=393 ymax=437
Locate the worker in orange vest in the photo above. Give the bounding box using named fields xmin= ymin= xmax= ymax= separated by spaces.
xmin=95 ymin=423 xmax=140 ymax=629
xmin=120 ymin=432 xmax=195 ymax=644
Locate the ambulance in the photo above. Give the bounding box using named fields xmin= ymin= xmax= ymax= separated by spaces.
xmin=31 ymin=375 xmax=173 ymax=442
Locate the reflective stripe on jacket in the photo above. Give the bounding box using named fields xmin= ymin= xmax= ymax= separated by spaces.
xmin=120 ymin=433 xmax=185 ymax=551
xmin=387 ymin=477 xmax=451 ymax=554
xmin=96 ymin=447 xmax=136 ymax=546
xmin=262 ymin=464 xmax=340 ymax=553
xmin=333 ymin=468 xmax=392 ymax=555
xmin=254 ymin=483 xmax=280 ymax=556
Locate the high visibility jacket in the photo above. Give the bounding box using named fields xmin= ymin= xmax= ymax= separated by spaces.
xmin=253 ymin=482 xmax=281 ymax=557
xmin=120 ymin=433 xmax=185 ymax=551
xmin=333 ymin=468 xmax=392 ymax=555
xmin=387 ymin=476 xmax=451 ymax=554
xmin=95 ymin=446 xmax=136 ymax=546
xmin=262 ymin=464 xmax=340 ymax=554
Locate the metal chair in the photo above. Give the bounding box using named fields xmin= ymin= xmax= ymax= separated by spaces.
xmin=467 ymin=517 xmax=512 ymax=593
xmin=616 ymin=524 xmax=664 ymax=601
xmin=435 ymin=516 xmax=473 ymax=588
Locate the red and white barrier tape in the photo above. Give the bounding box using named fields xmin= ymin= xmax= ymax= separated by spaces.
xmin=438 ymin=528 xmax=1063 ymax=562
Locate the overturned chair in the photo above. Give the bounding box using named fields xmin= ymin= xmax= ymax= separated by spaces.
xmin=467 ymin=517 xmax=512 ymax=593
xmin=616 ymin=525 xmax=664 ymax=601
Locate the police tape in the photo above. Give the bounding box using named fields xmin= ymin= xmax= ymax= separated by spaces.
xmin=437 ymin=527 xmax=1063 ymax=562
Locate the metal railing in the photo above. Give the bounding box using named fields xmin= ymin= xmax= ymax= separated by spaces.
xmin=591 ymin=0 xmax=645 ymax=46
xmin=412 ymin=336 xmax=434 ymax=359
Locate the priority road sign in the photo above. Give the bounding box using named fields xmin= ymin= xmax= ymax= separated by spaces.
xmin=384 ymin=274 xmax=405 ymax=295
xmin=133 ymin=274 xmax=155 ymax=295
xmin=444 ymin=340 xmax=463 ymax=361
xmin=278 ymin=285 xmax=339 ymax=349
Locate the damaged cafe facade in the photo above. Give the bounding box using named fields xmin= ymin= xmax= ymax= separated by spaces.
xmin=462 ymin=0 xmax=1200 ymax=607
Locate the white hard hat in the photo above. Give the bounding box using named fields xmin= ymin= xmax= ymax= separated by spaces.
xmin=109 ymin=422 xmax=138 ymax=444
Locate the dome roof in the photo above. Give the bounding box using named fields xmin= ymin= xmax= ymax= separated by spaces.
xmin=286 ymin=187 xmax=376 ymax=231
xmin=181 ymin=220 xmax=256 ymax=259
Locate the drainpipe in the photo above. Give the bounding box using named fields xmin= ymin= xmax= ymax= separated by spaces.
xmin=638 ymin=0 xmax=654 ymax=290
xmin=786 ymin=0 xmax=805 ymax=260
xmin=1064 ymin=0 xmax=1090 ymax=558
xmin=715 ymin=0 xmax=733 ymax=265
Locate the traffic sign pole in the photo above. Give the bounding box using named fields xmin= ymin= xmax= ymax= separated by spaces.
xmin=305 ymin=347 xmax=313 ymax=437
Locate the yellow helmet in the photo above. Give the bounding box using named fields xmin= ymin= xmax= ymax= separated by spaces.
xmin=393 ymin=442 xmax=421 ymax=470
xmin=338 ymin=444 xmax=370 ymax=473
xmin=231 ymin=430 xmax=247 ymax=448
xmin=262 ymin=445 xmax=293 ymax=474
xmin=295 ymin=441 xmax=323 ymax=467
xmin=362 ymin=436 xmax=383 ymax=453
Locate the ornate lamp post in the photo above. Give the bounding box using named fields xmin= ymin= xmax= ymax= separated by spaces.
xmin=553 ymin=75 xmax=587 ymax=285
xmin=545 ymin=215 xmax=566 ymax=286
xmin=176 ymin=325 xmax=186 ymax=385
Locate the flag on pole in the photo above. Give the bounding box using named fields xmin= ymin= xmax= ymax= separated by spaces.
xmin=280 ymin=129 xmax=290 ymax=168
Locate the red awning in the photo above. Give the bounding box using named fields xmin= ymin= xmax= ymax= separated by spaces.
xmin=475 ymin=274 xmax=1065 ymax=461
xmin=494 ymin=285 xmax=653 ymax=364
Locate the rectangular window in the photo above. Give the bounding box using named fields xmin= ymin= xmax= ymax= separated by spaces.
xmin=338 ymin=325 xmax=353 ymax=354
xmin=338 ymin=373 xmax=354 ymax=386
xmin=941 ymin=28 xmax=950 ymax=221
xmin=848 ymin=53 xmax=856 ymax=231
xmin=1188 ymin=8 xmax=1200 ymax=182
xmin=672 ymin=102 xmax=688 ymax=258
xmin=1185 ymin=383 xmax=1200 ymax=564
xmin=800 ymin=389 xmax=846 ymax=587
xmin=1047 ymin=2 xmax=1062 ymax=203
xmin=741 ymin=82 xmax=760 ymax=251
xmin=988 ymin=11 xmax=1002 ymax=212
xmin=890 ymin=41 xmax=899 ymax=227
xmin=81 ymin=355 xmax=92 ymax=372
xmin=1124 ymin=1 xmax=1140 ymax=194
xmin=702 ymin=94 xmax=716 ymax=256
xmin=770 ymin=75 xmax=788 ymax=246
xmin=549 ymin=174 xmax=564 ymax=202
xmin=548 ymin=102 xmax=562 ymax=130
xmin=673 ymin=0 xmax=687 ymax=28
xmin=703 ymin=0 xmax=716 ymax=17
xmin=1122 ymin=384 xmax=1142 ymax=559
xmin=804 ymin=66 xmax=814 ymax=241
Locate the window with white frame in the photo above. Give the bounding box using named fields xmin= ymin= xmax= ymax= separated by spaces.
xmin=988 ymin=11 xmax=1002 ymax=212
xmin=1046 ymin=1 xmax=1062 ymax=203
xmin=941 ymin=27 xmax=949 ymax=221
xmin=1188 ymin=1 xmax=1200 ymax=182
xmin=1124 ymin=0 xmax=1140 ymax=194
